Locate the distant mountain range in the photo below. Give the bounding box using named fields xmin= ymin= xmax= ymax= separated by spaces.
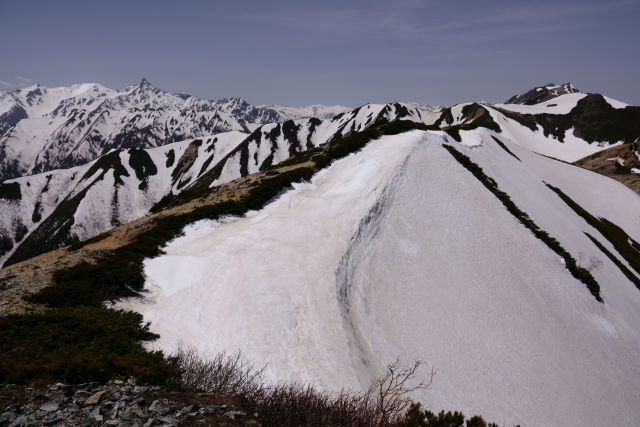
xmin=0 ymin=78 xmax=351 ymax=181
xmin=1 ymin=82 xmax=639 ymax=268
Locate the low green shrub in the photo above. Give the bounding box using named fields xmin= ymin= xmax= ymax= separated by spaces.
xmin=443 ymin=145 xmax=602 ymax=302
xmin=68 ymin=231 xmax=112 ymax=251
xmin=585 ymin=232 xmax=640 ymax=290
xmin=0 ymin=307 xmax=177 ymax=384
xmin=400 ymin=403 xmax=516 ymax=427
xmin=546 ymin=183 xmax=640 ymax=279
xmin=491 ymin=136 xmax=521 ymax=161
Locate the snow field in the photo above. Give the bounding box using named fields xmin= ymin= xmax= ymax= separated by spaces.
xmin=122 ymin=130 xmax=640 ymax=427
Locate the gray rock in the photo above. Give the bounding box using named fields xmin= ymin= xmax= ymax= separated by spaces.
xmin=148 ymin=399 xmax=169 ymax=414
xmin=142 ymin=417 xmax=156 ymax=427
xmin=156 ymin=415 xmax=177 ymax=425
xmin=0 ymin=411 xmax=17 ymax=424
xmin=177 ymin=405 xmax=193 ymax=415
xmin=9 ymin=415 xmax=28 ymax=427
xmin=42 ymin=413 xmax=63 ymax=425
xmin=133 ymin=407 xmax=149 ymax=419
xmin=84 ymin=389 xmax=107 ymax=405
xmin=120 ymin=410 xmax=139 ymax=421
xmin=22 ymin=403 xmax=37 ymax=415
xmin=224 ymin=410 xmax=248 ymax=419
xmin=48 ymin=390 xmax=67 ymax=403
xmin=133 ymin=386 xmax=149 ymax=394
xmin=39 ymin=401 xmax=59 ymax=412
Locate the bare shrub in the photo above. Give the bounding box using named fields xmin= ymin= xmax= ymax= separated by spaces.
xmin=173 ymin=346 xmax=265 ymax=398
xmin=174 ymin=346 xmax=435 ymax=426
xmin=369 ymin=359 xmax=435 ymax=425
xmin=577 ymin=251 xmax=604 ymax=273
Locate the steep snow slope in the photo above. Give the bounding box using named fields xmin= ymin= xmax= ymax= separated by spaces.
xmin=122 ymin=129 xmax=640 ymax=427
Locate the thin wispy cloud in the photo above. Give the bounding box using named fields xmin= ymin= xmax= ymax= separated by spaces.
xmin=0 ymin=80 xmax=13 ymax=87
xmin=16 ymin=76 xmax=33 ymax=83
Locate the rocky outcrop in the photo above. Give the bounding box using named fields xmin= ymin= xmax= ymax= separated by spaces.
xmin=506 ymin=82 xmax=579 ymax=105
xmin=0 ymin=378 xmax=257 ymax=426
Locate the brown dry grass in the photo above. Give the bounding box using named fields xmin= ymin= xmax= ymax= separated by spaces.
xmin=574 ymin=142 xmax=640 ymax=196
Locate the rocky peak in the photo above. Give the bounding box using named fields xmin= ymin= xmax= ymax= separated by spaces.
xmin=506 ymin=82 xmax=580 ymax=105
xmin=139 ymin=77 xmax=152 ymax=88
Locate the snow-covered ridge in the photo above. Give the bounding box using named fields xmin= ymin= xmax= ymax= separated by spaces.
xmin=0 ymin=101 xmax=439 ymax=267
xmin=120 ymin=128 xmax=640 ymax=427
xmin=505 ymin=82 xmax=580 ymax=105
xmin=1 ymin=83 xmax=638 ymax=267
xmin=0 ymin=131 xmax=247 ymax=266
xmin=0 ymin=79 xmax=352 ymax=181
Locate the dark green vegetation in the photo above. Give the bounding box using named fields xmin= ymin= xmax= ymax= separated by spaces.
xmin=171 ymin=139 xmax=203 ymax=190
xmin=495 ymin=94 xmax=640 ymax=144
xmin=68 ymin=231 xmax=112 ymax=251
xmin=441 ymin=105 xmax=501 ymax=142
xmin=491 ymin=136 xmax=521 ymax=161
xmin=546 ymin=183 xmax=640 ymax=286
xmin=128 ymin=148 xmax=158 ymax=190
xmin=0 ymin=181 xmax=21 ymax=200
xmin=82 ymin=149 xmax=129 ymax=186
xmin=401 ymin=403 xmax=517 ymax=427
xmin=443 ymin=145 xmax=602 ymax=302
xmin=165 ymin=148 xmax=175 ymax=167
xmin=5 ymin=176 xmax=101 ymax=267
xmin=0 ymin=308 xmax=174 ymax=384
xmin=585 ymin=233 xmax=640 ymax=290
xmin=613 ymin=162 xmax=632 ymax=175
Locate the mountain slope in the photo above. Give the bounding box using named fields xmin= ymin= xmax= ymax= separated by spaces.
xmin=0 ymin=79 xmax=350 ymax=181
xmin=120 ymin=128 xmax=640 ymax=427
xmin=1 ymin=84 xmax=637 ymax=268
xmin=0 ymin=102 xmax=438 ymax=267
xmin=505 ymin=82 xmax=579 ymax=105
xmin=574 ymin=141 xmax=640 ymax=196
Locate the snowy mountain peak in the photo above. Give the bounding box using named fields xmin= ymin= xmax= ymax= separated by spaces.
xmin=139 ymin=77 xmax=152 ymax=88
xmin=506 ymin=82 xmax=580 ymax=105
xmin=0 ymin=81 xmax=359 ymax=181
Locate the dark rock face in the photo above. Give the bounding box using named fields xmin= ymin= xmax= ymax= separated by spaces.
xmin=0 ymin=105 xmax=27 ymax=136
xmin=506 ymin=83 xmax=579 ymax=105
xmin=496 ymin=94 xmax=640 ymax=144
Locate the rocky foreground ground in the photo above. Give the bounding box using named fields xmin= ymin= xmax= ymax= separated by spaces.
xmin=0 ymin=378 xmax=259 ymax=426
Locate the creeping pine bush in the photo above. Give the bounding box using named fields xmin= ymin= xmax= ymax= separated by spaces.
xmin=546 ymin=183 xmax=640 ymax=281
xmin=0 ymin=307 xmax=177 ymax=384
xmin=443 ymin=144 xmax=602 ymax=302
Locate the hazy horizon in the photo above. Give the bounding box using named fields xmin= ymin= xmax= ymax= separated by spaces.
xmin=1 ymin=0 xmax=638 ymax=107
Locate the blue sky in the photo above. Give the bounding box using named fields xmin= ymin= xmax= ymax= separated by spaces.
xmin=1 ymin=0 xmax=638 ymax=106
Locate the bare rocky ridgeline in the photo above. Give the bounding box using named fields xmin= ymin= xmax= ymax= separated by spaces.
xmin=0 ymin=378 xmax=258 ymax=427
